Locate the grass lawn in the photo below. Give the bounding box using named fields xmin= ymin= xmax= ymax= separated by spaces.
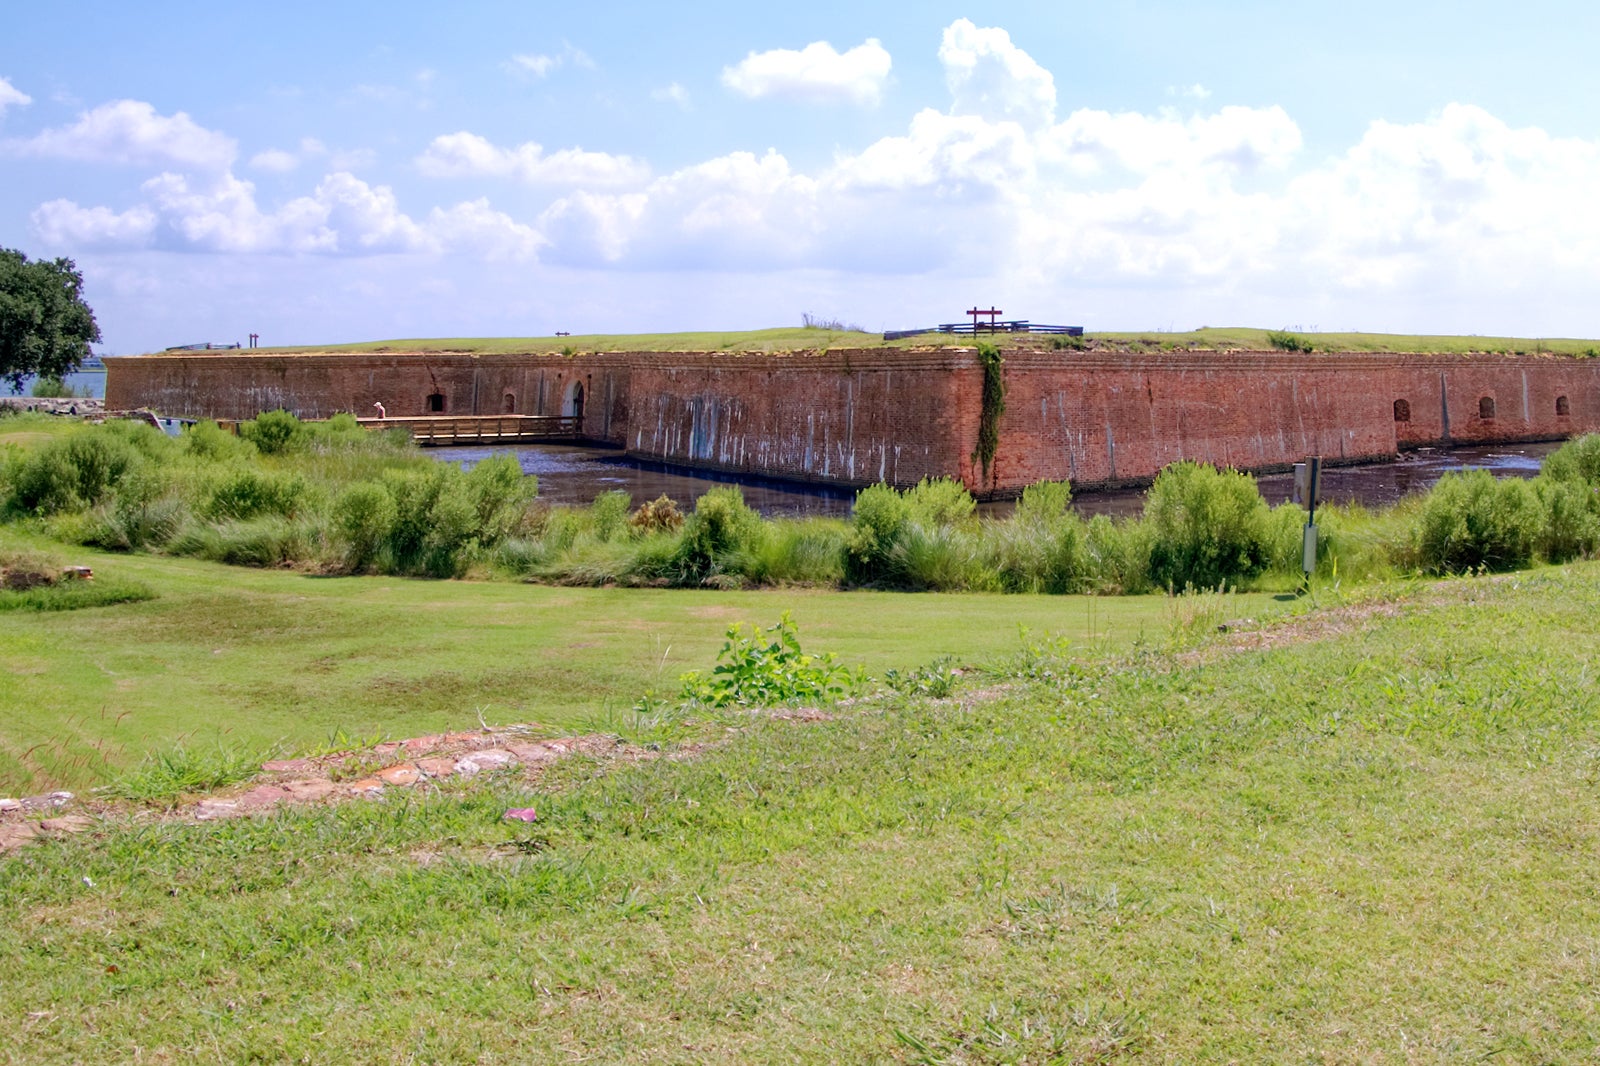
xmin=243 ymin=325 xmax=1600 ymax=357
xmin=0 ymin=531 xmax=1238 ymax=795
xmin=3 ymin=563 xmax=1598 ymax=1060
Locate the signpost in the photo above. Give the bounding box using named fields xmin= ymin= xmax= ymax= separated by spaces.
xmin=1295 ymin=456 xmax=1323 ymax=580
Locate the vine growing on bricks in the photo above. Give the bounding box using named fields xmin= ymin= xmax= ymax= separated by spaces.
xmin=974 ymin=341 xmax=1006 ymax=483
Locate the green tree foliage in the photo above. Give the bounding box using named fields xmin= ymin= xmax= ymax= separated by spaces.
xmin=0 ymin=249 xmax=101 ymax=392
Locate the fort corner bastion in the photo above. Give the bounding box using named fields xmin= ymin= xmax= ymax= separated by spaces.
xmin=103 ymin=345 xmax=1600 ymax=496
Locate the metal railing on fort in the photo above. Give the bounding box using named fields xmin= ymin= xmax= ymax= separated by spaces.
xmin=883 ymin=321 xmax=1084 ymax=341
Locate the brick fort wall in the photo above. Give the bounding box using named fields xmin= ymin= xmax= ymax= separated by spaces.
xmin=104 ymin=348 xmax=1600 ymax=494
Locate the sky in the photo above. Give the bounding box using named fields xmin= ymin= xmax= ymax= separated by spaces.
xmin=6 ymin=1 xmax=1600 ymax=353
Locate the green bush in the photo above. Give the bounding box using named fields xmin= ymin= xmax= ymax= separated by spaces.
xmin=904 ymin=476 xmax=976 ymax=528
xmin=589 ymin=490 xmax=632 ymax=543
xmin=463 ymin=453 xmax=536 ymax=542
xmin=183 ymin=420 xmax=254 ymax=462
xmin=1542 ymin=434 xmax=1600 ymax=486
xmin=897 ymin=523 xmax=994 ymax=591
xmin=845 ymin=482 xmax=910 ymax=585
xmin=1085 ymin=513 xmax=1154 ymax=594
xmin=1415 ymin=470 xmax=1545 ymax=573
xmin=1015 ymin=480 xmax=1072 ymax=524
xmin=1144 ymin=461 xmax=1272 ymax=590
xmin=204 ymin=468 xmax=309 ymax=521
xmin=675 ymin=486 xmax=764 ymax=582
xmin=745 ymin=518 xmax=847 ymax=586
xmin=333 ymin=482 xmax=398 ymax=571
xmin=1531 ymin=473 xmax=1599 ymax=563
xmin=9 ymin=432 xmax=138 ymax=514
xmin=239 ymin=410 xmax=306 ymax=455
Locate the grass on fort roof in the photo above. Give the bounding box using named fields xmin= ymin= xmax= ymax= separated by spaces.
xmin=226 ymin=323 xmax=1600 ymax=357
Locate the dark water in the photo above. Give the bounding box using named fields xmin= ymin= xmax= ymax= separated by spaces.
xmin=436 ymin=439 xmax=1566 ymax=519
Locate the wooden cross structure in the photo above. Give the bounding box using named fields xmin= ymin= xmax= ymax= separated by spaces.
xmin=967 ymin=306 xmax=1003 ymax=334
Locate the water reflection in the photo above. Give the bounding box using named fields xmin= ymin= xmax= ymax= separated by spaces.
xmin=435 ymin=439 xmax=1566 ymax=519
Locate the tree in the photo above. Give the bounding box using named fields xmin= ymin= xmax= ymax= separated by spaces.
xmin=0 ymin=248 xmax=101 ymax=393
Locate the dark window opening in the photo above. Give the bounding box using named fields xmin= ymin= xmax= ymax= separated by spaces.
xmin=1557 ymin=395 xmax=1571 ymax=416
xmin=503 ymin=393 xmax=516 ymax=414
xmin=1394 ymin=398 xmax=1411 ymax=422
xmin=427 ymin=392 xmax=445 ymax=413
xmin=1478 ymin=396 xmax=1495 ymax=420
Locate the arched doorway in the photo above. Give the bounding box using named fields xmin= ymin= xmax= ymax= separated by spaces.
xmin=563 ymin=380 xmax=585 ymax=424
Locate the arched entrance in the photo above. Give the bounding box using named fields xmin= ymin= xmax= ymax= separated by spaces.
xmin=563 ymin=380 xmax=585 ymax=424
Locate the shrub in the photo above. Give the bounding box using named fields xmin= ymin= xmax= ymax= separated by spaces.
xmin=204 ymin=467 xmax=309 ymax=521
xmin=675 ymin=486 xmax=765 ymax=582
xmin=333 ymin=482 xmax=398 ymax=571
xmin=184 ymin=420 xmax=254 ymax=462
xmin=464 ymin=453 xmax=536 ymax=542
xmin=897 ymin=523 xmax=994 ymax=591
xmin=9 ymin=432 xmax=138 ymax=514
xmin=589 ymin=490 xmax=632 ymax=542
xmin=1415 ymin=470 xmax=1545 ymax=573
xmin=904 ymin=476 xmax=977 ymax=528
xmin=1144 ymin=461 xmax=1273 ymax=589
xmin=1266 ymin=330 xmax=1314 ymax=353
xmin=745 ymin=517 xmax=847 ymax=586
xmin=987 ymin=512 xmax=1091 ymax=593
xmin=1085 ymin=513 xmax=1154 ymax=594
xmin=630 ymin=494 xmax=684 ymax=535
xmin=1015 ymin=480 xmax=1073 ymax=524
xmin=1543 ymin=433 xmax=1600 ymax=486
xmin=29 ymin=377 xmax=86 ymax=398
xmin=239 ymin=409 xmax=306 ymax=455
xmin=845 ymin=482 xmax=910 ymax=585
xmin=1531 ymin=473 xmax=1599 ymax=563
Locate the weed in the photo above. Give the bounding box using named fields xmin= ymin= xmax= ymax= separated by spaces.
xmin=676 ymin=612 xmax=866 ymax=708
xmin=883 ymin=656 xmax=961 ymax=698
xmin=96 ymin=742 xmax=267 ymax=807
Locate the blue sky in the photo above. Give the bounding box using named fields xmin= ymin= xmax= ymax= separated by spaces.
xmin=5 ymin=1 xmax=1600 ymax=352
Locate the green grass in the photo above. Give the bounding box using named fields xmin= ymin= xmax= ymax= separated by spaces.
xmin=222 ymin=324 xmax=1600 ymax=357
xmin=4 ymin=564 xmax=1600 ymax=1060
xmin=1094 ymin=325 xmax=1600 ymax=355
xmin=0 ymin=529 xmax=1237 ymax=795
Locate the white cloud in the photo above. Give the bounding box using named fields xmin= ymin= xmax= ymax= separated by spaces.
xmin=652 ymin=82 xmax=691 ymax=110
xmin=1041 ymin=105 xmax=1303 ymax=176
xmin=722 ymin=38 xmax=892 ymax=106
xmin=508 ymin=42 xmax=595 ymax=79
xmin=415 ymin=131 xmax=649 ymax=186
xmin=34 ymin=170 xmax=544 ymax=261
xmin=1168 ymin=84 xmax=1212 ymax=101
xmin=11 ymin=99 xmax=236 ymax=169
xmin=32 ymin=201 xmax=157 ymax=248
xmin=249 ymin=148 xmax=300 ymax=172
xmin=0 ymin=76 xmax=31 ymax=116
xmin=939 ymin=19 xmax=1056 ymax=129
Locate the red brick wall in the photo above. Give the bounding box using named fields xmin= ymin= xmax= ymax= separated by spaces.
xmin=104 ymin=347 xmax=1600 ymax=494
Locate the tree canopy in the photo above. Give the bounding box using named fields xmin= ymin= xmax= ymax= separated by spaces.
xmin=0 ymin=248 xmax=101 ymax=392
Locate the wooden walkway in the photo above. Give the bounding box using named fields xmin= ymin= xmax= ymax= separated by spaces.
xmin=354 ymin=415 xmax=582 ymax=446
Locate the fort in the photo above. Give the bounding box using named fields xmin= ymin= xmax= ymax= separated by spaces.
xmin=104 ymin=343 xmax=1600 ymax=496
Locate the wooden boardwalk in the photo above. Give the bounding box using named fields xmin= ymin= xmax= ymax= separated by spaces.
xmin=354 ymin=415 xmax=582 ymax=446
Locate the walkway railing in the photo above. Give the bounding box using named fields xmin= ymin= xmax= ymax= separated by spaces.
xmin=354 ymin=414 xmax=582 ymax=445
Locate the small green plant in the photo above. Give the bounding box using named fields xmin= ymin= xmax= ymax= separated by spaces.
xmin=239 ymin=409 xmax=306 ymax=455
xmin=1266 ymin=330 xmax=1314 ymax=353
xmin=676 ymin=612 xmax=865 ymax=708
xmin=883 ymin=656 xmax=960 ymax=698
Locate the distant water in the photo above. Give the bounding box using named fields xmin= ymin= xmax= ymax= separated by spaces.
xmin=436 ymin=439 xmax=1567 ymax=519
xmin=6 ymin=369 xmax=106 ymax=400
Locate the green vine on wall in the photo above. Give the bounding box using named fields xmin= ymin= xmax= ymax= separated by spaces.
xmin=973 ymin=341 xmax=1005 ymax=483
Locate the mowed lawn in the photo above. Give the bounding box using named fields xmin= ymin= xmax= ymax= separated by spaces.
xmin=4 ymin=564 xmax=1600 ymax=1060
xmin=0 ymin=533 xmax=1221 ymax=794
